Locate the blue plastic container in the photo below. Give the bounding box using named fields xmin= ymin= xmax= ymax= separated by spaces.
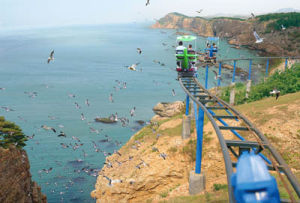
xmin=231 ymin=151 xmax=280 ymax=203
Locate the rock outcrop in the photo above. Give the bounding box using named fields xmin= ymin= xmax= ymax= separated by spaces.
xmin=152 ymin=101 xmax=184 ymax=121
xmin=0 ymin=145 xmax=47 ymax=203
xmin=152 ymin=12 xmax=300 ymax=56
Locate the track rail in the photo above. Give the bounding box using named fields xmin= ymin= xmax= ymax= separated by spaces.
xmin=179 ymin=77 xmax=300 ymax=202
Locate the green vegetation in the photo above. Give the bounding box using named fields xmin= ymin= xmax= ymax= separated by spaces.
xmin=168 ymin=146 xmax=178 ymax=153
xmin=210 ymin=17 xmax=245 ymax=21
xmin=160 ymin=191 xmax=169 ymax=198
xmin=257 ymin=12 xmax=300 ymax=31
xmin=213 ymin=183 xmax=228 ymax=191
xmin=182 ymin=139 xmax=197 ymax=162
xmin=0 ymin=116 xmax=27 ymax=148
xmin=220 ymin=64 xmax=300 ymax=105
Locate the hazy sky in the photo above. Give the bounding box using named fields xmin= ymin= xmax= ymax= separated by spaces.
xmin=1 ymin=0 xmax=300 ymax=28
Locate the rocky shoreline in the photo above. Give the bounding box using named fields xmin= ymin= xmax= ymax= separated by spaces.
xmin=152 ymin=12 xmax=300 ymax=57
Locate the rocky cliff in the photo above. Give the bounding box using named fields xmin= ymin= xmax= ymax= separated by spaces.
xmin=0 ymin=145 xmax=47 ymax=203
xmin=152 ymin=12 xmax=300 ymax=56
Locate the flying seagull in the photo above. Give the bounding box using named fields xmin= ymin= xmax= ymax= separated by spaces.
xmin=137 ymin=48 xmax=142 ymax=54
xmin=281 ymin=24 xmax=286 ymax=30
xmin=196 ymin=9 xmax=203 ymax=14
xmin=251 ymin=13 xmax=255 ymax=19
xmin=145 ymin=0 xmax=150 ymax=6
xmin=126 ymin=63 xmax=140 ymax=71
xmin=270 ymin=88 xmax=280 ymax=100
xmin=47 ymin=50 xmax=54 ymax=64
xmin=253 ymin=30 xmax=263 ymax=43
xmin=172 ymin=89 xmax=176 ymax=96
xmin=212 ymin=70 xmax=222 ymax=80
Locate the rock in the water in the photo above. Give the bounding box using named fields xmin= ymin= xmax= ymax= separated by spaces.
xmin=152 ymin=101 xmax=184 ymax=118
xmin=95 ymin=117 xmax=117 ymax=124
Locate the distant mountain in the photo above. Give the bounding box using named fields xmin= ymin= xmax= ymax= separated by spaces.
xmin=274 ymin=8 xmax=300 ymax=13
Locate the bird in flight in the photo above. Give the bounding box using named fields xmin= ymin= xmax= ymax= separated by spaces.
xmin=270 ymin=88 xmax=280 ymax=100
xmin=253 ymin=30 xmax=263 ymax=43
xmin=251 ymin=13 xmax=255 ymax=19
xmin=47 ymin=50 xmax=54 ymax=64
xmin=126 ymin=63 xmax=140 ymax=71
xmin=145 ymin=0 xmax=150 ymax=6
xmin=281 ymin=24 xmax=286 ymax=30
xmin=137 ymin=48 xmax=142 ymax=54
xmin=196 ymin=9 xmax=203 ymax=14
xmin=212 ymin=70 xmax=222 ymax=80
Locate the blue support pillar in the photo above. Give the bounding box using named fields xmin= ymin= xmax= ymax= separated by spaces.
xmin=265 ymin=59 xmax=269 ymax=77
xmin=195 ymin=106 xmax=204 ymax=174
xmin=232 ymin=60 xmax=237 ymax=83
xmin=285 ymin=58 xmax=288 ymax=71
xmin=218 ymin=62 xmax=222 ymax=87
xmin=248 ymin=59 xmax=252 ymax=80
xmin=205 ymin=65 xmax=209 ymax=89
xmin=185 ymin=95 xmax=189 ymax=116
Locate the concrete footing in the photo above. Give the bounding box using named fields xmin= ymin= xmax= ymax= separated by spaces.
xmin=189 ymin=171 xmax=205 ymax=195
xmin=230 ymin=83 xmax=235 ymax=106
xmin=190 ymin=102 xmax=195 ymax=120
xmin=245 ymin=79 xmax=252 ymax=99
xmin=182 ymin=115 xmax=191 ymax=140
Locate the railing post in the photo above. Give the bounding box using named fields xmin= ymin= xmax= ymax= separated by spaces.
xmin=205 ymin=65 xmax=209 ymax=89
xmin=185 ymin=95 xmax=189 ymax=116
xmin=218 ymin=62 xmax=222 ymax=87
xmin=246 ymin=59 xmax=252 ymax=99
xmin=285 ymin=58 xmax=288 ymax=71
xmin=230 ymin=60 xmax=236 ymax=105
xmin=195 ymin=107 xmax=204 ymax=174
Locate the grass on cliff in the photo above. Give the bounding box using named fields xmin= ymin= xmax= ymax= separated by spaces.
xmin=220 ymin=63 xmax=300 ymax=105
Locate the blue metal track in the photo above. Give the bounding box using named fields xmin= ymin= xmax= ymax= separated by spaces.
xmin=179 ymin=77 xmax=300 ymax=203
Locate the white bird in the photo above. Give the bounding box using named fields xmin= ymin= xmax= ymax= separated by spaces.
xmin=1 ymin=106 xmax=15 ymax=112
xmin=253 ymin=31 xmax=263 ymax=43
xmin=251 ymin=13 xmax=255 ymax=19
xmin=89 ymin=127 xmax=99 ymax=134
xmin=270 ymin=89 xmax=280 ymax=100
xmin=85 ymin=99 xmax=90 ymax=107
xmin=47 ymin=50 xmax=54 ymax=64
xmin=126 ymin=63 xmax=140 ymax=71
xmin=109 ymin=93 xmax=114 ymax=103
xmin=0 ymin=87 xmax=5 ymax=90
xmin=281 ymin=24 xmax=286 ymax=30
xmin=68 ymin=93 xmax=76 ymax=98
xmin=145 ymin=0 xmax=150 ymax=6
xmin=137 ymin=48 xmax=142 ymax=54
xmin=80 ymin=113 xmax=86 ymax=121
xmin=196 ymin=9 xmax=203 ymax=14
xmin=130 ymin=107 xmax=136 ymax=117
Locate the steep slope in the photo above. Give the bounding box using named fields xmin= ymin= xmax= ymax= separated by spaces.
xmin=152 ymin=12 xmax=300 ymax=56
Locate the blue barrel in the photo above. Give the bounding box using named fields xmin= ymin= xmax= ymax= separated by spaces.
xmin=231 ymin=151 xmax=280 ymax=203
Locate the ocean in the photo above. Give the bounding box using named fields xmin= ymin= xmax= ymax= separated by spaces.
xmin=0 ymin=23 xmax=262 ymax=202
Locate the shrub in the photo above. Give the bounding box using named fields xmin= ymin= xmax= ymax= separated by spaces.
xmin=0 ymin=116 xmax=27 ymax=148
xmin=213 ymin=184 xmax=228 ymax=191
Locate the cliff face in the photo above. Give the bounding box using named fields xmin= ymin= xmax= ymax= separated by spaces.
xmin=152 ymin=13 xmax=300 ymax=56
xmin=0 ymin=146 xmax=47 ymax=203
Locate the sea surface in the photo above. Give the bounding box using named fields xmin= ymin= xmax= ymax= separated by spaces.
xmin=0 ymin=23 xmax=263 ymax=202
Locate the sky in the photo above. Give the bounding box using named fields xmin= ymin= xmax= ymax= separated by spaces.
xmin=0 ymin=0 xmax=300 ymax=29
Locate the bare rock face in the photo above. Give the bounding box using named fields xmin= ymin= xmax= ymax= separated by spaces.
xmin=0 ymin=146 xmax=47 ymax=203
xmin=152 ymin=101 xmax=184 ymax=118
xmin=152 ymin=12 xmax=300 ymax=56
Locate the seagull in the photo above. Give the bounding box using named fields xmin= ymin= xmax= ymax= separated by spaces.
xmin=47 ymin=50 xmax=54 ymax=64
xmin=68 ymin=93 xmax=76 ymax=98
xmin=74 ymin=102 xmax=81 ymax=109
xmin=41 ymin=125 xmax=56 ymax=133
xmin=1 ymin=106 xmax=15 ymax=112
xmin=253 ymin=30 xmax=263 ymax=43
xmin=251 ymin=13 xmax=255 ymax=19
xmin=126 ymin=63 xmax=140 ymax=71
xmin=89 ymin=127 xmax=99 ymax=134
xmin=80 ymin=113 xmax=86 ymax=121
xmin=85 ymin=99 xmax=90 ymax=107
xmin=58 ymin=131 xmax=66 ymax=137
xmin=109 ymin=93 xmax=114 ymax=103
xmin=41 ymin=167 xmax=53 ymax=174
xmin=26 ymin=134 xmax=35 ymax=139
xmin=270 ymin=88 xmax=280 ymax=100
xmin=196 ymin=9 xmax=203 ymax=14
xmin=130 ymin=107 xmax=136 ymax=117
xmin=160 ymin=153 xmax=167 ymax=160
xmin=212 ymin=70 xmax=222 ymax=80
xmin=0 ymin=87 xmax=5 ymax=90
xmin=281 ymin=24 xmax=286 ymax=30
xmin=58 ymin=124 xmax=64 ymax=128
xmin=145 ymin=0 xmax=150 ymax=6
xmin=72 ymin=136 xmax=81 ymax=142
xmin=137 ymin=48 xmax=142 ymax=54
xmin=24 ymin=91 xmax=38 ymax=98
xmin=172 ymin=89 xmax=176 ymax=96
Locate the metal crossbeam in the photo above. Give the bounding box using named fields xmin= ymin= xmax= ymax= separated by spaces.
xmin=225 ymin=140 xmax=268 ymax=148
xmin=219 ymin=126 xmax=249 ymax=131
xmin=213 ymin=115 xmax=238 ymax=119
xmin=207 ymin=106 xmax=227 ymax=110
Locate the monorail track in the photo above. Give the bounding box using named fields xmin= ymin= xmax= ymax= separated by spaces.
xmin=179 ymin=76 xmax=300 ymax=202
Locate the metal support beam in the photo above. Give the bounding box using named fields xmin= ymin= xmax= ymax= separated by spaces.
xmin=195 ymin=106 xmax=204 ymax=174
xmin=205 ymin=65 xmax=209 ymax=89
xmin=265 ymin=58 xmax=269 ymax=77
xmin=285 ymin=58 xmax=288 ymax=70
xmin=218 ymin=62 xmax=222 ymax=87
xmin=248 ymin=59 xmax=252 ymax=80
xmin=186 ymin=95 xmax=189 ymax=116
xmin=232 ymin=60 xmax=237 ymax=83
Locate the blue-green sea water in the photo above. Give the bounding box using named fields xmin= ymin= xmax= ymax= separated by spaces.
xmin=0 ymin=23 xmax=262 ymax=202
